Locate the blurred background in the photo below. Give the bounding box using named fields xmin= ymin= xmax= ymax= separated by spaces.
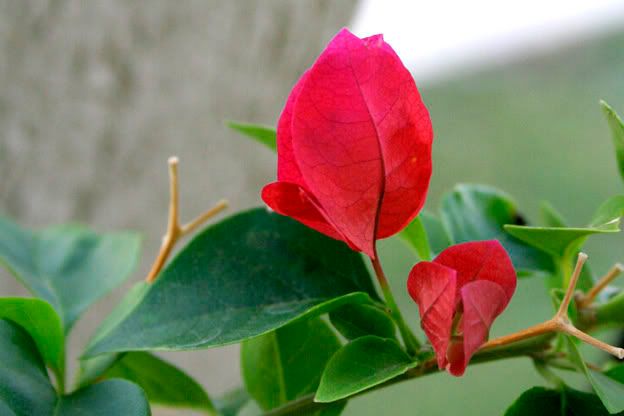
xmin=2 ymin=1 xmax=624 ymax=414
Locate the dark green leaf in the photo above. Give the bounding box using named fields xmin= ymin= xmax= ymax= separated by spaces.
xmin=85 ymin=208 xmax=376 ymax=356
xmin=329 ymin=304 xmax=396 ymax=341
xmin=0 ymin=298 xmax=64 ymax=387
xmin=566 ymin=336 xmax=624 ymax=413
xmin=102 ymin=351 xmax=215 ymax=414
xmin=215 ymin=388 xmax=252 ymax=416
xmin=56 ymin=379 xmax=150 ymax=416
xmin=0 ymin=319 xmax=57 ymax=415
xmin=601 ymin=100 xmax=624 ymax=184
xmin=0 ymin=319 xmax=150 ymax=416
xmin=0 ymin=216 xmax=141 ymax=332
xmin=78 ymin=281 xmax=151 ymax=386
xmin=227 ymin=122 xmax=277 ymax=151
xmin=241 ymin=317 xmax=341 ymax=411
xmin=315 ymin=336 xmax=417 ymax=403
xmin=504 ymin=386 xmax=618 ymax=416
xmin=399 ymin=215 xmax=431 ymax=260
xmin=440 ymin=184 xmax=554 ymax=275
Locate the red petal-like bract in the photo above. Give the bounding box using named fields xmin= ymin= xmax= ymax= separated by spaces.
xmin=262 ymin=28 xmax=433 ymax=258
xmin=407 ymin=240 xmax=516 ymax=376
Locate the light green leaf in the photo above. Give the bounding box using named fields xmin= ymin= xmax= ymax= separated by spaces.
xmin=540 ymin=201 xmax=567 ymax=228
xmin=0 ymin=319 xmax=150 ymax=416
xmin=227 ymin=122 xmax=277 ymax=151
xmin=215 ymin=388 xmax=252 ymax=416
xmin=102 ymin=351 xmax=215 ymax=414
xmin=601 ymin=100 xmax=624 ymax=184
xmin=0 ymin=298 xmax=64 ymax=388
xmin=440 ymin=184 xmax=554 ymax=275
xmin=419 ymin=211 xmax=452 ymax=255
xmin=0 ymin=216 xmax=141 ymax=332
xmin=85 ymin=208 xmax=376 ymax=356
xmin=329 ymin=304 xmax=396 ymax=341
xmin=241 ymin=317 xmax=341 ymax=411
xmin=504 ymin=386 xmax=617 ymax=416
xmin=566 ymin=336 xmax=624 ymax=413
xmin=315 ymin=336 xmax=417 ymax=403
xmin=590 ymin=195 xmax=624 ymax=230
xmin=399 ymin=215 xmax=431 ymax=260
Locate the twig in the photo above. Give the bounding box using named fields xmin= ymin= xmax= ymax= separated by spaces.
xmin=578 ymin=263 xmax=624 ymax=308
xmin=145 ymin=157 xmax=228 ymax=283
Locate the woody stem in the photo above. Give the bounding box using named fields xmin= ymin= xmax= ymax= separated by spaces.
xmin=371 ymin=252 xmax=420 ymax=355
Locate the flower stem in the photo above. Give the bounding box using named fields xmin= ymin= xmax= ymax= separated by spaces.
xmin=578 ymin=263 xmax=624 ymax=308
xmin=371 ymin=251 xmax=420 ymax=355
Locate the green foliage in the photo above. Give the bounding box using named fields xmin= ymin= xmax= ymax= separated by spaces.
xmin=241 ymin=318 xmax=341 ymax=412
xmin=0 ymin=319 xmax=150 ymax=416
xmin=439 ymin=184 xmax=554 ymax=275
xmin=566 ymin=336 xmax=624 ymax=413
xmin=329 ymin=304 xmax=396 ymax=341
xmin=85 ymin=208 xmax=377 ymax=356
xmin=102 ymin=351 xmax=215 ymax=414
xmin=399 ymin=215 xmax=432 ymax=260
xmin=315 ymin=336 xmax=417 ymax=403
xmin=215 ymin=388 xmax=252 ymax=416
xmin=227 ymin=122 xmax=277 ymax=151
xmin=504 ymin=386 xmax=619 ymax=416
xmin=601 ymin=101 xmax=624 ymax=184
xmin=0 ymin=216 xmax=141 ymax=332
xmin=0 ymin=298 xmax=65 ymax=389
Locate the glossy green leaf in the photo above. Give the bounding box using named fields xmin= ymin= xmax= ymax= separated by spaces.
xmin=102 ymin=351 xmax=215 ymax=414
xmin=505 ymin=386 xmax=618 ymax=416
xmin=566 ymin=336 xmax=624 ymax=413
xmin=227 ymin=121 xmax=277 ymax=151
xmin=0 ymin=298 xmax=64 ymax=387
xmin=399 ymin=215 xmax=431 ymax=260
xmin=601 ymin=100 xmax=624 ymax=184
xmin=78 ymin=281 xmax=151 ymax=386
xmin=241 ymin=317 xmax=341 ymax=411
xmin=0 ymin=216 xmax=141 ymax=332
xmin=85 ymin=208 xmax=376 ymax=356
xmin=590 ymin=195 xmax=624 ymax=230
xmin=0 ymin=319 xmax=150 ymax=416
xmin=440 ymin=184 xmax=554 ymax=275
xmin=329 ymin=304 xmax=396 ymax=341
xmin=315 ymin=336 xmax=417 ymax=403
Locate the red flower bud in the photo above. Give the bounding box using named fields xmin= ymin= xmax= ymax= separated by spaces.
xmin=407 ymin=240 xmax=517 ymax=376
xmin=262 ymin=28 xmax=433 ymax=258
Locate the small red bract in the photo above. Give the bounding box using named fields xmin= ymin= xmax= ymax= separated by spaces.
xmin=262 ymin=28 xmax=433 ymax=258
xmin=407 ymin=240 xmax=517 ymax=376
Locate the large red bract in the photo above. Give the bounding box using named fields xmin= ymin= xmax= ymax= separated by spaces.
xmin=407 ymin=240 xmax=517 ymax=376
xmin=262 ymin=28 xmax=433 ymax=258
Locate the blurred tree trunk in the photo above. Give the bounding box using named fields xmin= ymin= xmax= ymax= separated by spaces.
xmin=0 ymin=0 xmax=357 ymax=408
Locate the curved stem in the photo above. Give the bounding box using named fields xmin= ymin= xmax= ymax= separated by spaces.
xmin=371 ymin=251 xmax=420 ymax=355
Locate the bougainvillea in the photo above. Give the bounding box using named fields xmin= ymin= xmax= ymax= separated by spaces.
xmin=261 ymin=28 xmax=433 ymax=258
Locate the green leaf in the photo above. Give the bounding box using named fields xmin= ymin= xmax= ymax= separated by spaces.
xmin=504 ymin=386 xmax=618 ymax=416
xmin=601 ymin=100 xmax=624 ymax=184
xmin=329 ymin=304 xmax=396 ymax=341
xmin=0 ymin=216 xmax=141 ymax=332
xmin=540 ymin=201 xmax=567 ymax=228
xmin=590 ymin=195 xmax=624 ymax=230
xmin=566 ymin=335 xmax=624 ymax=413
xmin=102 ymin=351 xmax=215 ymax=414
xmin=227 ymin=122 xmax=277 ymax=151
xmin=315 ymin=336 xmax=417 ymax=403
xmin=215 ymin=388 xmax=252 ymax=416
xmin=419 ymin=211 xmax=452 ymax=255
xmin=78 ymin=281 xmax=151 ymax=387
xmin=0 ymin=319 xmax=150 ymax=416
xmin=241 ymin=317 xmax=341 ymax=411
xmin=399 ymin=215 xmax=431 ymax=260
xmin=85 ymin=208 xmax=376 ymax=356
xmin=440 ymin=184 xmax=554 ymax=275
xmin=0 ymin=298 xmax=65 ymax=388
